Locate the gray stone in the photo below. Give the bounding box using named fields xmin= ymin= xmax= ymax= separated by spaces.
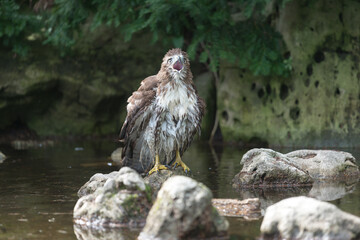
xmin=260 ymin=196 xmax=360 ymax=240
xmin=77 ymin=171 xmax=119 ymax=198
xmin=0 ymin=151 xmax=5 ymax=163
xmin=232 ymin=148 xmax=359 ymax=187
xmin=138 ymin=176 xmax=228 ymax=240
xmin=144 ymin=168 xmax=188 ymax=198
xmin=73 ymin=167 xmax=152 ymax=228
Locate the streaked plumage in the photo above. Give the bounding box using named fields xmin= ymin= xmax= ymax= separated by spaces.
xmin=119 ymin=48 xmax=205 ymax=174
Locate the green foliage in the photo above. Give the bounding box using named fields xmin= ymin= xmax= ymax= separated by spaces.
xmin=0 ymin=0 xmax=293 ymax=76
xmin=0 ymin=0 xmax=40 ymax=56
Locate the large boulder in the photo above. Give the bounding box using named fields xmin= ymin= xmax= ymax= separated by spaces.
xmin=138 ymin=176 xmax=228 ymax=240
xmin=260 ymin=196 xmax=360 ymax=239
xmin=233 ymin=148 xmax=359 ymax=187
xmin=73 ymin=167 xmax=152 ymax=228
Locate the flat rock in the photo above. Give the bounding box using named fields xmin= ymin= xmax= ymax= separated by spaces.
xmin=138 ymin=176 xmax=229 ymax=240
xmin=233 ymin=148 xmax=359 ymax=188
xmin=212 ymin=198 xmax=261 ymax=220
xmin=73 ymin=167 xmax=152 ymax=228
xmin=260 ymin=196 xmax=360 ymax=240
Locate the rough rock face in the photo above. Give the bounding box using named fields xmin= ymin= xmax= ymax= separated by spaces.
xmin=233 ymin=148 xmax=359 ymax=187
xmin=218 ymin=0 xmax=360 ymax=147
xmin=77 ymin=171 xmax=120 ymax=198
xmin=260 ymin=196 xmax=360 ymax=240
xmin=73 ymin=167 xmax=152 ymax=228
xmin=144 ymin=168 xmax=188 ymax=197
xmin=0 ymin=30 xmax=166 ymax=136
xmin=138 ymin=176 xmax=229 ymax=240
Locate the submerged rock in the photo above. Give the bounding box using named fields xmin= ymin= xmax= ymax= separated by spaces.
xmin=233 ymin=148 xmax=359 ymax=188
xmin=260 ymin=196 xmax=360 ymax=240
xmin=0 ymin=151 xmax=5 ymax=163
xmin=73 ymin=167 xmax=152 ymax=228
xmin=139 ymin=176 xmax=229 ymax=240
xmin=212 ymin=198 xmax=261 ymax=220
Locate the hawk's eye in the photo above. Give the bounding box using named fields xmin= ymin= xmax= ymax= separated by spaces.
xmin=167 ymin=58 xmax=172 ymax=64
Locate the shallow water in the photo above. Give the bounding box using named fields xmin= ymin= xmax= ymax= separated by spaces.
xmin=0 ymin=140 xmax=359 ymax=239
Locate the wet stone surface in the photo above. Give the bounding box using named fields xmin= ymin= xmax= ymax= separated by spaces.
xmin=139 ymin=176 xmax=229 ymax=240
xmin=73 ymin=167 xmax=152 ymax=228
xmin=260 ymin=196 xmax=360 ymax=240
xmin=233 ymin=148 xmax=359 ymax=188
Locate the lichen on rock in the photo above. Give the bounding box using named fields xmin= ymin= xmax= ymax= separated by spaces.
xmin=73 ymin=167 xmax=152 ymax=228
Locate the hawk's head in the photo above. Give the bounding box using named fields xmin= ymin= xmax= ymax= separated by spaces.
xmin=160 ymin=48 xmax=190 ymax=82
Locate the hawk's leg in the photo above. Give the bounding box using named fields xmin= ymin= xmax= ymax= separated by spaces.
xmin=172 ymin=150 xmax=191 ymax=174
xmin=148 ymin=154 xmax=168 ymax=175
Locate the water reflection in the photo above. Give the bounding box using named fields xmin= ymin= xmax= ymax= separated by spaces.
xmin=0 ymin=141 xmax=359 ymax=239
xmin=74 ymin=224 xmax=139 ymax=240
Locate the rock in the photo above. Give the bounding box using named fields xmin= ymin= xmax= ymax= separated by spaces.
xmin=286 ymin=149 xmax=359 ymax=179
xmin=144 ymin=168 xmax=188 ymax=197
xmin=73 ymin=167 xmax=152 ymax=228
xmin=232 ymin=148 xmax=359 ymax=187
xmin=138 ymin=176 xmax=229 ymax=240
xmin=110 ymin=147 xmax=122 ymax=164
xmin=0 ymin=151 xmax=5 ymax=163
xmin=260 ymin=196 xmax=360 ymax=240
xmin=0 ymin=31 xmax=167 ymax=137
xmin=212 ymin=198 xmax=261 ymax=220
xmin=77 ymin=171 xmax=119 ymax=198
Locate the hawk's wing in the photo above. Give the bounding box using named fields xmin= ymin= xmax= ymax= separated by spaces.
xmin=119 ymin=75 xmax=158 ymax=172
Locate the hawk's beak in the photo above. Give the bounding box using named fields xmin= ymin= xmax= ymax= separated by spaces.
xmin=173 ymin=58 xmax=183 ymax=71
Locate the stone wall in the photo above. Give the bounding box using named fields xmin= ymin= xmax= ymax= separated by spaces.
xmin=218 ymin=0 xmax=360 ymax=147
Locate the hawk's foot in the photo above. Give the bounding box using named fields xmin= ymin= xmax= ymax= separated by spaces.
xmin=172 ymin=151 xmax=191 ymax=174
xmin=147 ymin=163 xmax=168 ymax=175
xmin=147 ymin=154 xmax=168 ymax=175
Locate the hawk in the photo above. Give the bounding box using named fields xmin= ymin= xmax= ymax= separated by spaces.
xmin=119 ymin=48 xmax=205 ymax=175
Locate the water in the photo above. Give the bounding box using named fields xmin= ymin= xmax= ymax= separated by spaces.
xmin=0 ymin=140 xmax=359 ymax=239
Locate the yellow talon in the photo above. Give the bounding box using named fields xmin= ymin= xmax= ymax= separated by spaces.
xmin=172 ymin=150 xmax=191 ymax=173
xmin=148 ymin=154 xmax=168 ymax=175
